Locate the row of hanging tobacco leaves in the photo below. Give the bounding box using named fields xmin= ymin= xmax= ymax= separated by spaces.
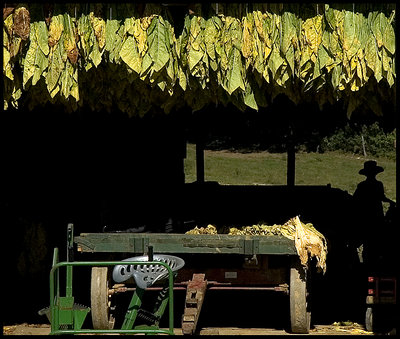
xmin=3 ymin=3 xmax=396 ymax=117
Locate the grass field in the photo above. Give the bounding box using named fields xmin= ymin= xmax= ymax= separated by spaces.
xmin=184 ymin=143 xmax=396 ymax=203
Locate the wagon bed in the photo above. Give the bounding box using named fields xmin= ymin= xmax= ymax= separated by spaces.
xmin=74 ymin=232 xmax=297 ymax=255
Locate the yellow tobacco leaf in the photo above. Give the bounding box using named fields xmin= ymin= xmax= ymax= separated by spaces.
xmin=253 ymin=11 xmax=265 ymax=41
xmin=242 ymin=16 xmax=252 ymax=59
xmin=382 ymin=47 xmax=391 ymax=72
xmin=140 ymin=15 xmax=156 ymax=31
xmin=350 ymin=77 xmax=360 ymax=91
xmin=4 ymin=13 xmax=13 ymax=37
xmin=90 ymin=12 xmax=106 ymax=49
xmin=48 ymin=14 xmax=64 ymax=47
xmin=264 ymin=45 xmax=272 ymax=59
xmin=3 ymin=48 xmax=13 ymax=80
xmin=350 ymin=55 xmax=358 ymax=70
xmin=356 ymin=61 xmax=363 ymax=82
xmin=133 ymin=18 xmax=147 ymax=57
xmin=302 ymin=15 xmax=323 ymax=56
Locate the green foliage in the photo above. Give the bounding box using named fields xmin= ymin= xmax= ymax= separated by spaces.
xmin=320 ymin=122 xmax=396 ymax=159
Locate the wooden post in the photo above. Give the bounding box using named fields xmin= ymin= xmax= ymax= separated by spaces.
xmin=195 ymin=114 xmax=205 ymax=183
xmin=196 ymin=140 xmax=205 ymax=183
xmin=287 ymin=125 xmax=295 ymax=187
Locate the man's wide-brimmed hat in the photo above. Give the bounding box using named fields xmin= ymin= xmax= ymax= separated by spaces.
xmin=359 ymin=160 xmax=384 ymax=176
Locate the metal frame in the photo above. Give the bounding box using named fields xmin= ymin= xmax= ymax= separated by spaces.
xmin=48 ymin=255 xmax=176 ymax=335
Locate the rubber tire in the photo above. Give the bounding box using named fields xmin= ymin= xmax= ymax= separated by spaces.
xmin=290 ymin=257 xmax=311 ymax=334
xmin=91 ymin=267 xmax=115 ymax=330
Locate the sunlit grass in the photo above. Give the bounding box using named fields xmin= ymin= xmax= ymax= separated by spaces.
xmin=184 ymin=143 xmax=396 ymax=202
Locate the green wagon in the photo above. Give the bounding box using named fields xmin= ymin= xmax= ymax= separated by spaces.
xmin=74 ymin=229 xmax=311 ymax=334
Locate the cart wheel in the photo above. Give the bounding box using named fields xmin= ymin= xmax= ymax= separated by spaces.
xmin=365 ymin=307 xmax=373 ymax=332
xmin=91 ymin=267 xmax=115 ymax=330
xmin=290 ymin=257 xmax=311 ymax=334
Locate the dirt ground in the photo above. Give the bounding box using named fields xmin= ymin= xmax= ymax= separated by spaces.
xmin=3 ymin=323 xmax=378 ymax=335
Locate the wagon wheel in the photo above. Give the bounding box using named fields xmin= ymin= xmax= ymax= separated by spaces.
xmin=365 ymin=307 xmax=373 ymax=332
xmin=289 ymin=256 xmax=311 ymax=334
xmin=91 ymin=267 xmax=116 ymax=329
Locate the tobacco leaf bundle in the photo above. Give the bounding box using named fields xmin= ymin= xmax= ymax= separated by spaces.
xmin=3 ymin=3 xmax=395 ymax=117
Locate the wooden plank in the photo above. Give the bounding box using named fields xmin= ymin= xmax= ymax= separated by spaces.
xmin=182 ymin=274 xmax=207 ymax=335
xmin=74 ymin=233 xmax=297 ymax=255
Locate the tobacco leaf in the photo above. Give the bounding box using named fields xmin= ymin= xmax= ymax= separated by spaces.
xmin=63 ymin=14 xmax=78 ymax=64
xmin=133 ymin=18 xmax=147 ymax=57
xmin=46 ymin=37 xmax=65 ymax=93
xmin=243 ymin=80 xmax=258 ymax=110
xmin=13 ymin=6 xmax=30 ymax=40
xmin=147 ymin=16 xmax=170 ymax=73
xmin=36 ymin=21 xmax=49 ymax=56
xmin=32 ymin=46 xmax=48 ymax=85
xmin=3 ymin=48 xmax=13 ymax=80
xmin=281 ymin=12 xmax=297 ymax=55
xmin=268 ymin=45 xmax=284 ymax=80
xmin=90 ymin=12 xmax=106 ymax=49
xmin=383 ymin=12 xmax=395 ymax=55
xmin=120 ymin=35 xmax=141 ymax=74
xmin=227 ymin=46 xmax=245 ymax=94
xmin=23 ymin=23 xmax=38 ymax=88
xmin=48 ymin=14 xmax=64 ymax=48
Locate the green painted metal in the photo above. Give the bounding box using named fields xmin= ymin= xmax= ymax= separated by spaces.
xmin=49 ymin=260 xmax=176 ymax=335
xmin=75 ymin=233 xmax=297 ymax=255
xmin=121 ymin=287 xmax=145 ymax=330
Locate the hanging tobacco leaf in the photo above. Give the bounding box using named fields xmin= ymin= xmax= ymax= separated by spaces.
xmin=147 ymin=16 xmax=170 ymax=73
xmin=48 ymin=14 xmax=64 ymax=48
xmin=64 ymin=14 xmax=78 ymax=64
xmin=13 ymin=6 xmax=30 ymax=40
xmin=119 ymin=35 xmax=141 ymax=74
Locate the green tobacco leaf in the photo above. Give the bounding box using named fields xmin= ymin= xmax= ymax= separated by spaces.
xmin=147 ymin=16 xmax=170 ymax=73
xmin=331 ymin=64 xmax=342 ymax=90
xmin=383 ymin=20 xmax=395 ymax=55
xmin=36 ymin=21 xmax=49 ymax=56
xmin=317 ymin=44 xmax=331 ymax=71
xmin=32 ymin=47 xmax=48 ymax=85
xmin=105 ymin=19 xmax=120 ymax=52
xmin=61 ymin=61 xmax=73 ymax=98
xmin=324 ymin=5 xmax=336 ymax=30
xmin=188 ymin=49 xmax=204 ymax=72
xmin=371 ymin=12 xmax=386 ymax=48
xmin=204 ymin=17 xmax=220 ymax=61
xmin=46 ymin=42 xmax=65 ymax=92
xmin=227 ymin=47 xmax=245 ymax=95
xmin=120 ymin=35 xmax=141 ymax=73
xmin=268 ymin=46 xmax=284 ymax=80
xmin=281 ymin=12 xmax=297 ymax=55
xmin=70 ymin=67 xmax=79 ymax=101
xmin=178 ymin=15 xmax=191 ymax=60
xmin=23 ymin=24 xmax=38 ymax=88
xmin=243 ymin=81 xmax=258 ymax=110
xmin=178 ymin=66 xmax=187 ymax=91
xmin=285 ymin=45 xmax=295 ymax=75
xmin=109 ymin=25 xmax=124 ymax=63
xmin=343 ymin=10 xmax=357 ymax=57
xmin=89 ymin=37 xmax=102 ymax=67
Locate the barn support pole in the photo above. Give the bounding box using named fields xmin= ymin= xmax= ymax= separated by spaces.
xmin=196 ymin=142 xmax=205 ymax=183
xmin=195 ymin=114 xmax=205 ymax=183
xmin=287 ymin=125 xmax=295 ymax=187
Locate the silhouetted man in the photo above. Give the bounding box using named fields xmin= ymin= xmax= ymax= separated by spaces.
xmin=353 ymin=160 xmax=394 ymax=264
